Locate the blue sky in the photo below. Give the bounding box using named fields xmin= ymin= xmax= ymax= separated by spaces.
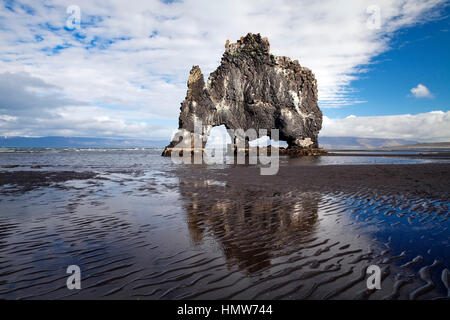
xmin=0 ymin=0 xmax=449 ymax=141
xmin=327 ymin=7 xmax=450 ymax=118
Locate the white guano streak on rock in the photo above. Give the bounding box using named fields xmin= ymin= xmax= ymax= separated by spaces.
xmin=289 ymin=90 xmax=309 ymax=121
xmin=296 ymin=137 xmax=313 ymax=147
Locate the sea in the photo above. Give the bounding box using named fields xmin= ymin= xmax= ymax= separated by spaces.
xmin=0 ymin=148 xmax=449 ymax=299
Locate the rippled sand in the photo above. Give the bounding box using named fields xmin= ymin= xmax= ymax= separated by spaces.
xmin=0 ymin=162 xmax=449 ymax=300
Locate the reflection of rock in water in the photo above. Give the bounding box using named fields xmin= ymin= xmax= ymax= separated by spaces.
xmin=175 ymin=168 xmax=450 ymax=300
xmin=180 ymin=179 xmax=320 ymax=274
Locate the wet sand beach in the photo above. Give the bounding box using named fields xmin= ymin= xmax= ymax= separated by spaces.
xmin=0 ymin=150 xmax=449 ymax=300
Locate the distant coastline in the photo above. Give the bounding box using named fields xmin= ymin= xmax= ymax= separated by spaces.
xmin=382 ymin=141 xmax=450 ymax=150
xmin=2 ymin=135 xmax=449 ymax=151
xmin=0 ymin=136 xmax=168 ymax=149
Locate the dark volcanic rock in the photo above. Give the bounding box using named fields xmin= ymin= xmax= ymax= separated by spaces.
xmin=164 ymin=33 xmax=322 ymax=154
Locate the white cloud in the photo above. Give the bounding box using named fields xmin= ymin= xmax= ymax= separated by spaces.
xmin=410 ymin=83 xmax=434 ymax=98
xmin=321 ymin=110 xmax=450 ymax=142
xmin=0 ymin=115 xmax=18 ymax=122
xmin=0 ymin=0 xmax=447 ymax=139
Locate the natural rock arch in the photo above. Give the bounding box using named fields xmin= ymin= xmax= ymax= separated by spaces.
xmin=163 ymin=33 xmax=322 ymax=155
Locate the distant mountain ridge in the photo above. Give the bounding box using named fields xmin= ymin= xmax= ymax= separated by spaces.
xmin=318 ymin=136 xmax=418 ymax=150
xmin=382 ymin=142 xmax=450 ymax=149
xmin=1 ymin=136 xmax=447 ymax=150
xmin=0 ymin=136 xmax=168 ymax=148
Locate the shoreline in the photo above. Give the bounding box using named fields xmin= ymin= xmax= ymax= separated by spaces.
xmin=174 ymin=162 xmax=450 ymax=202
xmin=0 ymin=163 xmax=449 ymax=200
xmin=326 ymin=152 xmax=450 ymax=158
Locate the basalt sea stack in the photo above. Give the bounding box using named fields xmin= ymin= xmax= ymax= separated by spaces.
xmin=163 ymin=33 xmax=323 ymax=156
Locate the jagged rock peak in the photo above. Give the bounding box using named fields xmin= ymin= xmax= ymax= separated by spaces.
xmin=224 ymin=33 xmax=270 ymax=55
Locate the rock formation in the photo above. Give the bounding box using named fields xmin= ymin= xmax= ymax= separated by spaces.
xmin=163 ymin=33 xmax=323 ymax=155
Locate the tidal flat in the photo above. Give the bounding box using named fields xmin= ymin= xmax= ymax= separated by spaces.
xmin=0 ymin=149 xmax=449 ymax=299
